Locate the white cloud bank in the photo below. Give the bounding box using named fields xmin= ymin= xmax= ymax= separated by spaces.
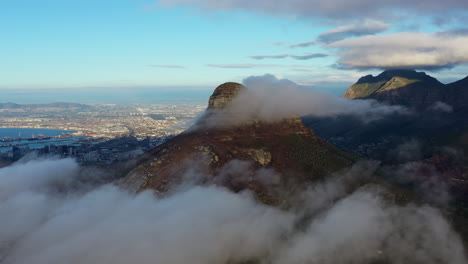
xmin=329 ymin=32 xmax=468 ymax=70
xmin=0 ymin=157 xmax=466 ymax=264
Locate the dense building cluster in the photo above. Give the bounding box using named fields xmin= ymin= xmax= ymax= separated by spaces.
xmin=0 ymin=103 xmax=204 ymax=164
xmin=0 ymin=103 xmax=205 ymax=138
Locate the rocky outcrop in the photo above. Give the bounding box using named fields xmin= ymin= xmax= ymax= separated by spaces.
xmin=208 ymin=82 xmax=245 ymax=109
xmin=245 ymin=149 xmax=272 ymax=166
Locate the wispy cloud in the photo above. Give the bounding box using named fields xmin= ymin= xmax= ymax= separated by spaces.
xmin=249 ymin=53 xmax=328 ymax=60
xmin=290 ymin=41 xmax=316 ymax=48
xmin=206 ymin=64 xmax=285 ymax=68
xmin=432 ymin=13 xmax=468 ymax=26
xmin=291 ymin=68 xmax=315 ymax=72
xmin=267 ymin=41 xmax=287 ymax=46
xmin=248 ymin=54 xmax=290 ymax=60
xmin=318 ymin=19 xmax=390 ymax=43
xmin=290 ymin=53 xmax=328 ymax=60
xmin=150 ymin=64 xmax=186 ymax=69
xmin=437 ymin=27 xmax=468 ymax=36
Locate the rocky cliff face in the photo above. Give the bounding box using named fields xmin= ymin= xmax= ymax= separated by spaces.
xmin=120 ymin=82 xmax=356 ymax=204
xmin=207 ymin=82 xmax=245 ymax=109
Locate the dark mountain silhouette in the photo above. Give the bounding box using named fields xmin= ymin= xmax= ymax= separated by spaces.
xmin=304 ymin=71 xmax=468 ymax=172
xmin=446 ymin=76 xmax=468 ymax=112
xmin=343 ymin=69 xmax=467 ymax=111
xmin=304 ymin=70 xmax=468 ymax=246
xmin=316 ymin=70 xmax=468 ymax=160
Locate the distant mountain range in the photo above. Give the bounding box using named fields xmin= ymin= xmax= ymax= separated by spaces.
xmin=303 ymin=71 xmax=468 ymax=176
xmin=343 ymin=69 xmax=468 ymax=112
xmin=304 ymin=69 xmax=468 ymax=158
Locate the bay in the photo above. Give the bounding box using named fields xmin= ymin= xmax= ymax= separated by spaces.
xmin=0 ymin=128 xmax=86 ymax=152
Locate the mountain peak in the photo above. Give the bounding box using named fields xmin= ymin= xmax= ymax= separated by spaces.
xmin=377 ymin=69 xmax=429 ymax=80
xmin=355 ymin=69 xmax=426 ymax=85
xmin=343 ymin=69 xmax=444 ymax=105
xmin=208 ymin=82 xmax=245 ymax=109
xmin=380 ymin=69 xmax=417 ymax=75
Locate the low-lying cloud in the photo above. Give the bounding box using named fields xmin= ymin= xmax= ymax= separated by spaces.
xmin=428 ymin=101 xmax=454 ymax=113
xmin=200 ymin=74 xmax=409 ymax=127
xmin=329 ymin=32 xmax=468 ymax=70
xmin=1 ymin=157 xmax=466 ymax=264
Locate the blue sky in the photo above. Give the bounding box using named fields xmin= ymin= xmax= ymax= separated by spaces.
xmin=1 ymin=0 xmax=467 ymax=91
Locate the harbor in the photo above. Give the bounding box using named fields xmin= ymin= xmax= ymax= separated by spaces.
xmin=0 ymin=128 xmax=85 ymax=152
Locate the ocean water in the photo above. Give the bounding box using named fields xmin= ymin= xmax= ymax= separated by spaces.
xmin=0 ymin=128 xmax=73 ymax=138
xmin=0 ymin=128 xmax=85 ymax=152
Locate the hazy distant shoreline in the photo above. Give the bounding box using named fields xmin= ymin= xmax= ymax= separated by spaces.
xmin=0 ymin=89 xmax=211 ymax=104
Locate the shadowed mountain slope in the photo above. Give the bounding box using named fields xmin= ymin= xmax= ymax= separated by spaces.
xmin=446 ymin=76 xmax=468 ymax=112
xmin=343 ymin=69 xmax=446 ymax=107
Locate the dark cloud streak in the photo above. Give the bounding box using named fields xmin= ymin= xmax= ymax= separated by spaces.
xmin=249 ymin=54 xmax=290 ymax=60
xmin=290 ymin=41 xmax=316 ymax=48
xmin=249 ymin=53 xmax=328 ymax=60
xmin=290 ymin=53 xmax=328 ymax=60
xmin=317 ymin=20 xmax=390 ymax=43
xmin=205 ymin=64 xmax=284 ymax=68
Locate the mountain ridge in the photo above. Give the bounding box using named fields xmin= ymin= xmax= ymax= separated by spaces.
xmin=343 ymin=69 xmax=467 ymax=111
